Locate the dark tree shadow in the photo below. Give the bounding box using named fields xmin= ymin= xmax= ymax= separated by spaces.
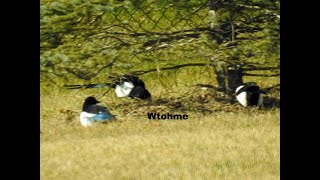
xmin=262 ymin=96 xmax=280 ymax=109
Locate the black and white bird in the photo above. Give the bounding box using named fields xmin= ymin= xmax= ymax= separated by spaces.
xmin=235 ymin=82 xmax=264 ymax=107
xmin=65 ymin=75 xmax=151 ymax=100
xmin=80 ymin=96 xmax=115 ymax=127
xmin=113 ymin=75 xmax=151 ymax=100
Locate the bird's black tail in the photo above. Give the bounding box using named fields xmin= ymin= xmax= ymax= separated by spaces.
xmin=64 ymin=83 xmax=114 ymax=89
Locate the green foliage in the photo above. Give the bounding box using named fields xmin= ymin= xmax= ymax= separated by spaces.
xmin=40 ymin=0 xmax=280 ymax=86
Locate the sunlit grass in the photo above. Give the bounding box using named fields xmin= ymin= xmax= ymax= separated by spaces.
xmin=41 ymin=108 xmax=279 ymax=180
xmin=41 ymin=69 xmax=279 ymax=179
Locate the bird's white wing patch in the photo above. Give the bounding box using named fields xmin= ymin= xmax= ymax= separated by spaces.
xmin=115 ymin=82 xmax=134 ymax=97
xmin=123 ymin=81 xmax=134 ymax=89
xmin=235 ymin=85 xmax=244 ymax=94
xmin=236 ymin=92 xmax=248 ymax=107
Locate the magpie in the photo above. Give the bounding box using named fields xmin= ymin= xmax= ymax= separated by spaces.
xmin=113 ymin=75 xmax=151 ymax=100
xmin=80 ymin=96 xmax=115 ymax=127
xmin=235 ymin=82 xmax=264 ymax=107
xmin=65 ymin=75 xmax=151 ymax=100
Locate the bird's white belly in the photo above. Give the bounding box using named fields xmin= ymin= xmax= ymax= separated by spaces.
xmin=80 ymin=112 xmax=96 ymax=127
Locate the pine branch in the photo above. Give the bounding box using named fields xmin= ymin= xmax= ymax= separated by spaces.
xmin=243 ymin=73 xmax=280 ymax=77
xmin=237 ymin=4 xmax=280 ymax=19
xmin=131 ymin=63 xmax=208 ymax=75
xmin=242 ymin=66 xmax=280 ymax=71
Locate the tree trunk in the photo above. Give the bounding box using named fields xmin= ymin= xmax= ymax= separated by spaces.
xmin=211 ymin=60 xmax=227 ymax=96
xmin=208 ymin=1 xmax=244 ymax=99
xmin=211 ymin=60 xmax=243 ymax=97
xmin=226 ymin=64 xmax=243 ymax=95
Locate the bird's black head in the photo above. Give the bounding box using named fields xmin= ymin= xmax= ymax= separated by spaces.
xmin=82 ymin=96 xmax=100 ymax=110
xmin=84 ymin=96 xmax=100 ymax=104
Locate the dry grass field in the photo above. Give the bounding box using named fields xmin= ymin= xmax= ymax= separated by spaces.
xmin=40 ymin=74 xmax=280 ymax=180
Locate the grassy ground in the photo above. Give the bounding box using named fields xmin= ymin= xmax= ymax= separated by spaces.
xmin=41 ymin=111 xmax=279 ymax=180
xmin=40 ymin=69 xmax=280 ymax=180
